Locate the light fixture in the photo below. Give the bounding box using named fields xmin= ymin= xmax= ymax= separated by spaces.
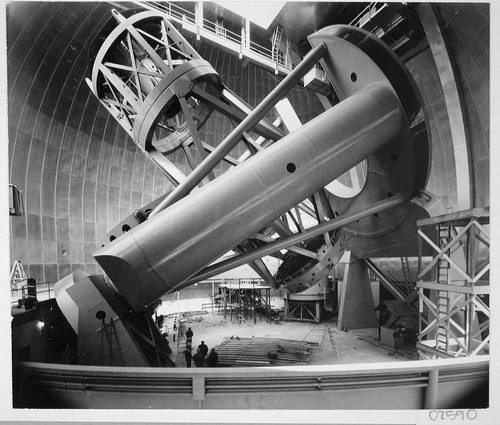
xmin=37 ymin=320 xmax=45 ymax=329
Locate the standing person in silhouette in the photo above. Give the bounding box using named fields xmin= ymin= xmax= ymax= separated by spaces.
xmin=198 ymin=340 xmax=208 ymax=359
xmin=193 ymin=348 xmax=205 ymax=367
xmin=207 ymin=347 xmax=218 ymax=367
xmin=184 ymin=345 xmax=192 ymax=368
xmin=177 ymin=321 xmax=186 ymax=343
xmin=186 ymin=327 xmax=193 ymax=345
xmin=392 ymin=323 xmax=406 ymax=355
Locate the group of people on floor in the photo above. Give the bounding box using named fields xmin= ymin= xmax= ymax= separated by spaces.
xmin=183 ymin=327 xmax=219 ymax=368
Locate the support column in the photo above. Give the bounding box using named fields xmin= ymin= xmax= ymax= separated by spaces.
xmin=424 ymin=369 xmax=439 ymax=409
xmin=245 ymin=18 xmax=251 ymax=50
xmin=194 ymin=2 xmax=203 ymax=40
xmin=223 ymin=286 xmax=227 ymax=320
xmin=240 ymin=24 xmax=245 ymax=58
xmin=211 ymin=280 xmax=214 ymax=314
xmin=338 ymin=253 xmax=378 ymax=330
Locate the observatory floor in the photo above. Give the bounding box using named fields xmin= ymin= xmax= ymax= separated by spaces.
xmin=161 ymin=310 xmax=418 ymax=367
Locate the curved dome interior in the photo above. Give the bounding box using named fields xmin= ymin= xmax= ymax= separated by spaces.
xmin=6 ymin=2 xmax=489 ymax=285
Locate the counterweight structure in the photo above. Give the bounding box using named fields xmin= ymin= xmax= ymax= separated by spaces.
xmin=55 ymin=8 xmax=433 ymax=366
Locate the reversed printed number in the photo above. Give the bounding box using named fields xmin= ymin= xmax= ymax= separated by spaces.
xmin=429 ymin=410 xmax=477 ymax=421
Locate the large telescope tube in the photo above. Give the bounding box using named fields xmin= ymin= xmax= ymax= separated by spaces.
xmin=94 ymin=83 xmax=407 ymax=312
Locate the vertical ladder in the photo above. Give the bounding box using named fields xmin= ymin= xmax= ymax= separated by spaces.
xmin=435 ymin=291 xmax=449 ymax=351
xmin=437 ymin=223 xmax=451 ymax=286
xmin=385 ymin=269 xmax=409 ymax=298
xmin=272 ymin=25 xmax=283 ymax=63
xmin=100 ymin=321 xmax=112 ymax=366
xmin=400 ymin=256 xmax=414 ymax=298
xmin=435 ymin=223 xmax=451 ymax=351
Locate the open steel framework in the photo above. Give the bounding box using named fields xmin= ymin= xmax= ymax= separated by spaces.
xmin=416 ymin=208 xmax=490 ymax=359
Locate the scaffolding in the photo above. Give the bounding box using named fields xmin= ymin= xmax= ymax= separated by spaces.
xmin=416 ymin=208 xmax=489 ymax=359
xmin=219 ymin=279 xmax=272 ymax=324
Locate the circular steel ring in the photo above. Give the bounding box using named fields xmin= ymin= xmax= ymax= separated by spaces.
xmin=308 ymin=25 xmax=430 ymax=238
xmin=132 ymin=59 xmax=221 ymax=150
xmin=91 ymin=10 xmax=200 ymax=99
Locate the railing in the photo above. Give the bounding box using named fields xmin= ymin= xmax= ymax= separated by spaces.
xmin=349 ymin=2 xmax=388 ymax=28
xmin=134 ymin=1 xmax=291 ymax=72
xmin=17 ymin=356 xmax=489 ymax=409
xmin=193 ymin=277 xmax=268 ymax=288
xmin=212 ymin=277 xmax=267 ymax=287
xmin=11 ymin=281 xmax=57 ymax=307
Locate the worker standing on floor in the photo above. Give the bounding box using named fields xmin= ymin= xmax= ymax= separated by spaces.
xmin=177 ymin=321 xmax=185 ymax=343
xmin=186 ymin=327 xmax=193 ymax=345
xmin=392 ymin=323 xmax=406 ymax=354
xmin=184 ymin=346 xmax=192 ymax=368
xmin=193 ymin=348 xmax=204 ymax=367
xmin=198 ymin=341 xmax=208 ymax=359
xmin=207 ymin=347 xmax=218 ymax=367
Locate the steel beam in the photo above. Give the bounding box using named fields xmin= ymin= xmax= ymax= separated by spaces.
xmin=364 ymin=258 xmax=407 ymax=302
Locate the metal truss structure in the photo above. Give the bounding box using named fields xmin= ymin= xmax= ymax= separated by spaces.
xmin=416 ymin=208 xmax=490 ymax=359
xmin=87 ymin=8 xmax=285 ymax=189
xmin=218 ymin=280 xmax=273 ymax=325
xmin=284 ymin=298 xmax=322 ymax=323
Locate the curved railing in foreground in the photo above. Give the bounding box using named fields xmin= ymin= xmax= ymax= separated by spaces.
xmin=16 ymin=357 xmax=488 ymax=409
